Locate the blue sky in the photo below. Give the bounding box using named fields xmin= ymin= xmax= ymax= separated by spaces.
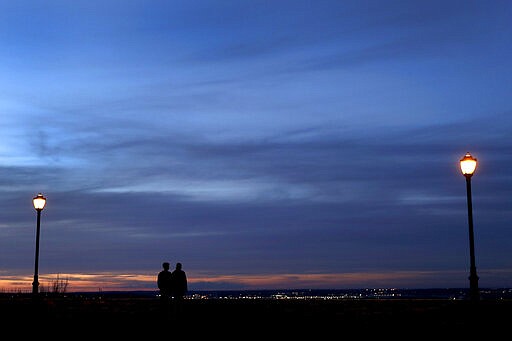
xmin=1 ymin=0 xmax=511 ymax=292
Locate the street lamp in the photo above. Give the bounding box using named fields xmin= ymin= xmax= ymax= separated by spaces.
xmin=459 ymin=152 xmax=479 ymax=301
xmin=32 ymin=193 xmax=47 ymax=295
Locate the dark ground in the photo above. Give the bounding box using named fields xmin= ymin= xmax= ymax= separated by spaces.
xmin=1 ymin=294 xmax=510 ymax=337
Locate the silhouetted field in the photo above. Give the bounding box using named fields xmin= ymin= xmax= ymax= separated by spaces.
xmin=1 ymin=294 xmax=510 ymax=336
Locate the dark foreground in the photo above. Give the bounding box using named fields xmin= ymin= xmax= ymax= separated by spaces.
xmin=1 ymin=295 xmax=510 ymax=336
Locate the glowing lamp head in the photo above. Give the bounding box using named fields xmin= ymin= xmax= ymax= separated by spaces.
xmin=33 ymin=193 xmax=47 ymax=211
xmin=460 ymin=152 xmax=477 ymax=177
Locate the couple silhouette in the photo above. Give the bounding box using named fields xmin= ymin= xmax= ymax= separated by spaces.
xmin=157 ymin=261 xmax=188 ymax=316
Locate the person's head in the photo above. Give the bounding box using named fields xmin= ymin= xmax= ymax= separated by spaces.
xmin=162 ymin=262 xmax=170 ymax=270
xmin=176 ymin=262 xmax=182 ymax=270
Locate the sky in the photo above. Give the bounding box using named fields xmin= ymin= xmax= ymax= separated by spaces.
xmin=0 ymin=0 xmax=511 ymax=293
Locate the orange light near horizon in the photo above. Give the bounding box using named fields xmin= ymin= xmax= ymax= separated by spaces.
xmin=460 ymin=152 xmax=477 ymax=177
xmin=32 ymin=193 xmax=47 ymax=210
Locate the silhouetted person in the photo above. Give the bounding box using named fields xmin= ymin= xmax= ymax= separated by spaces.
xmin=157 ymin=261 xmax=173 ymax=315
xmin=171 ymin=262 xmax=188 ymax=317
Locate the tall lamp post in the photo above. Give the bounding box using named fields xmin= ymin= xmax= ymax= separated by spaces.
xmin=32 ymin=193 xmax=47 ymax=295
xmin=459 ymin=152 xmax=479 ymax=301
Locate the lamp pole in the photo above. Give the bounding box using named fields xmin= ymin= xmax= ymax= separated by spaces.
xmin=460 ymin=153 xmax=479 ymax=301
xmin=32 ymin=193 xmax=47 ymax=295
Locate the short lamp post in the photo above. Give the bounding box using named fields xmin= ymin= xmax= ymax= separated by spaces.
xmin=460 ymin=152 xmax=479 ymax=301
xmin=32 ymin=193 xmax=47 ymax=295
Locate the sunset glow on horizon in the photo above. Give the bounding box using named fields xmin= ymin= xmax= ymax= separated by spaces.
xmin=3 ymin=269 xmax=512 ymax=293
